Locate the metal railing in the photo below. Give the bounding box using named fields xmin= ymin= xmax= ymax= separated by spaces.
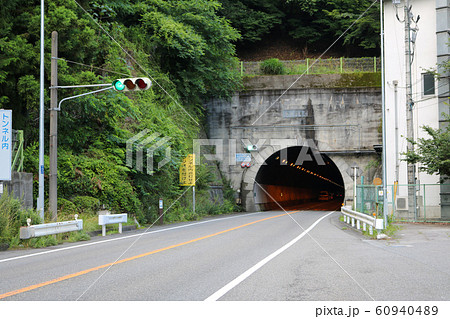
xmin=341 ymin=206 xmax=384 ymax=234
xmin=20 ymin=216 xmax=83 ymax=239
xmin=240 ymin=57 xmax=380 ymax=76
xmin=356 ymin=183 xmax=450 ymax=222
xmin=11 ymin=130 xmax=24 ymax=172
xmin=98 ymin=213 xmax=128 ymax=236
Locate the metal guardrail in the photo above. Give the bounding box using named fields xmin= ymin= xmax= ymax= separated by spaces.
xmin=20 ymin=216 xmax=83 ymax=239
xmin=341 ymin=206 xmax=383 ymax=235
xmin=11 ymin=130 xmax=24 ymax=172
xmin=98 ymin=213 xmax=127 ymax=236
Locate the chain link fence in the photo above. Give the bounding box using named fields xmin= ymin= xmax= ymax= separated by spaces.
xmin=240 ymin=57 xmax=380 ymax=76
xmin=356 ymin=184 xmax=450 ymax=222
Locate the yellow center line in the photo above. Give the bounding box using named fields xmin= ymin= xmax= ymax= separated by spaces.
xmin=0 ymin=210 xmax=301 ymax=300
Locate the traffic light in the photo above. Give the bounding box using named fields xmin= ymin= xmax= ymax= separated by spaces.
xmin=246 ymin=144 xmax=258 ymax=152
xmin=112 ymin=77 xmax=152 ymax=92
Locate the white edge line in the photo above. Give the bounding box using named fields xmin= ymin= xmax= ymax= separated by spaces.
xmin=204 ymin=210 xmax=335 ymax=301
xmin=0 ymin=211 xmax=265 ymax=264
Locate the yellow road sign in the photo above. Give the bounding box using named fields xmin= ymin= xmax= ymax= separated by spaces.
xmin=180 ymin=154 xmax=195 ymax=186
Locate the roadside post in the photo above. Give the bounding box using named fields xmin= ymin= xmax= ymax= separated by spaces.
xmin=347 ymin=164 xmax=361 ymax=211
xmin=159 ymin=198 xmax=164 ymax=225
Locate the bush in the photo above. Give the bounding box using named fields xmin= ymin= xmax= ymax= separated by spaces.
xmin=67 ymin=230 xmax=90 ymax=242
xmin=29 ymin=236 xmax=58 ymax=248
xmin=72 ymin=196 xmax=100 ymax=214
xmin=0 ymin=192 xmax=42 ymax=247
xmin=260 ymin=58 xmax=286 ymax=75
xmin=57 ymin=198 xmax=78 ymax=217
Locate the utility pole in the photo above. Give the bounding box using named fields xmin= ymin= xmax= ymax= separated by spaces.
xmin=49 ymin=31 xmax=58 ymax=222
xmin=393 ymin=80 xmax=399 ymax=182
xmin=380 ymin=0 xmax=388 ymax=228
xmin=404 ymin=0 xmax=417 ymax=219
xmin=38 ymin=0 xmax=45 ymax=221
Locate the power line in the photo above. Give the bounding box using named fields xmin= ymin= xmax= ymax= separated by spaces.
xmin=250 ymin=0 xmax=379 ymax=126
xmin=56 ymin=58 xmax=131 ymax=77
xmin=72 ymin=0 xmax=200 ymax=126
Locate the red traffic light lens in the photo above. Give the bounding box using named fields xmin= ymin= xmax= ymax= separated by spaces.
xmin=136 ymin=79 xmax=148 ymax=89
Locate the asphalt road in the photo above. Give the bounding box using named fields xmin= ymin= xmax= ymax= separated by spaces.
xmin=0 ymin=203 xmax=449 ymax=301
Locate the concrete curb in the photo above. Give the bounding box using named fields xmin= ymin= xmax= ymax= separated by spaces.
xmin=87 ymin=224 xmax=137 ymax=237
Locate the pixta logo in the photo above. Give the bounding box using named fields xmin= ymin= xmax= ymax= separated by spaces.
xmin=126 ymin=130 xmax=171 ymax=175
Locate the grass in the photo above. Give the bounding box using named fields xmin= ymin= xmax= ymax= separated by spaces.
xmin=339 ymin=213 xmax=402 ymax=239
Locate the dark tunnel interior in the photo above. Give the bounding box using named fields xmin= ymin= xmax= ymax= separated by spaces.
xmin=254 ymin=146 xmax=345 ymax=211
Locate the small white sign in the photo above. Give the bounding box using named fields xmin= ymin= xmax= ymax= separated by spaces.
xmin=159 ymin=199 xmax=163 ymax=209
xmin=0 ymin=110 xmax=12 ymax=181
xmin=0 ymin=182 xmax=3 ymax=194
xmin=236 ymin=153 xmax=251 ymax=162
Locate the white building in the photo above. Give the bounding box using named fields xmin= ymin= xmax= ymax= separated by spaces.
xmin=383 ymin=0 xmax=449 ymax=219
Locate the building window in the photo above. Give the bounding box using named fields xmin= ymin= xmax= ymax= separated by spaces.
xmin=423 ymin=73 xmax=435 ymax=96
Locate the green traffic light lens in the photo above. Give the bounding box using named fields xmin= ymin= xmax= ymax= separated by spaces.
xmin=113 ymin=80 xmax=125 ymax=91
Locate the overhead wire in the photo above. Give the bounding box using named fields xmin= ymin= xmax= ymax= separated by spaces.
xmin=250 ymin=0 xmax=379 ymax=126
xmin=72 ymin=0 xmax=200 ymax=126
xmin=56 ymin=58 xmax=131 ymax=77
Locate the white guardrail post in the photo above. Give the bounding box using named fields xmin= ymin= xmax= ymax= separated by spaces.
xmin=341 ymin=206 xmax=384 ymax=236
xmin=98 ymin=214 xmax=127 ymax=236
xmin=19 ymin=215 xmax=83 ymax=239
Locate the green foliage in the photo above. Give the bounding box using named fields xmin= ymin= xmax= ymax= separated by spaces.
xmin=56 ymin=198 xmax=78 ymax=216
xmin=219 ymin=0 xmax=284 ymax=43
xmin=67 ymin=230 xmax=91 ymax=242
xmin=285 ymin=0 xmax=380 ymax=51
xmin=0 ymin=191 xmax=42 ymax=246
xmin=137 ymin=0 xmax=242 ymax=102
xmin=260 ymin=58 xmax=286 ymax=75
xmin=403 ymin=113 xmax=450 ymax=181
xmin=1 ymin=1 xmax=245 ymax=232
xmin=28 ymin=236 xmax=59 ymax=248
xmin=218 ymin=0 xmax=381 ymax=56
xmin=57 ymin=148 xmax=143 ymax=216
xmin=72 ymin=196 xmax=101 ymax=215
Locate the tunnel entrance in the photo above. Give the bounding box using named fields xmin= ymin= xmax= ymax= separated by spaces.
xmin=254 ymin=146 xmax=345 ymax=211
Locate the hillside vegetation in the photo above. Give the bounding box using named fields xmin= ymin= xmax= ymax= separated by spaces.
xmin=0 ymin=0 xmax=380 ymax=246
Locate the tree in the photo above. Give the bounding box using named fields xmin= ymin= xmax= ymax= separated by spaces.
xmin=403 ymin=113 xmax=450 ymax=181
xmin=138 ymin=0 xmax=242 ymax=103
xmin=285 ymin=0 xmax=380 ymax=54
xmin=218 ymin=0 xmax=284 ymax=43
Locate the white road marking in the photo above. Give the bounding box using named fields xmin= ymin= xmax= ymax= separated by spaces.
xmin=205 ymin=211 xmax=335 ymax=301
xmin=0 ymin=211 xmax=266 ymax=264
xmin=390 ymin=244 xmax=413 ymax=247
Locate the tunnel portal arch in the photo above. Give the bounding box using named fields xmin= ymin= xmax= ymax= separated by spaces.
xmin=241 ymin=146 xmax=356 ymax=211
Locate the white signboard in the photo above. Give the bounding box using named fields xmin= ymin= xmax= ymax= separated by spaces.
xmin=0 ymin=110 xmax=12 ymax=181
xmin=235 ymin=153 xmax=251 ymax=163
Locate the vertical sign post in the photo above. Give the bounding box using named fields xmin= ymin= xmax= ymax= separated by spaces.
xmin=180 ymin=154 xmax=196 ymax=214
xmin=0 ymin=110 xmax=12 ymax=182
xmin=49 ymin=31 xmax=58 ymax=222
xmin=158 ymin=198 xmax=163 ymax=225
